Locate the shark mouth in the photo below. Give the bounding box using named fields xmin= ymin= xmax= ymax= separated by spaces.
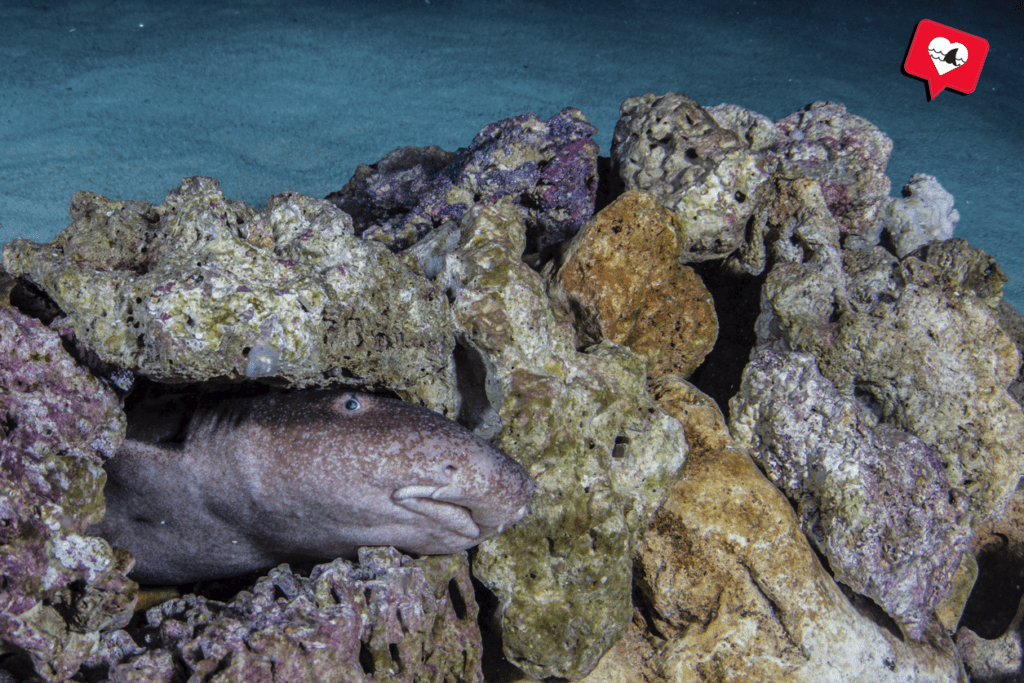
xmin=392 ymin=485 xmax=481 ymax=539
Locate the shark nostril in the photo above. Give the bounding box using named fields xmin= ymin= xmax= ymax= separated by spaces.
xmin=444 ymin=464 xmax=458 ymax=477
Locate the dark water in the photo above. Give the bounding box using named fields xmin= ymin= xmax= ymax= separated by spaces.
xmin=1 ymin=0 xmax=1021 ymax=309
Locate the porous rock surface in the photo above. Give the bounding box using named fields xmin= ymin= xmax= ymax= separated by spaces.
xmin=611 ymin=93 xmax=772 ymax=263
xmin=729 ymin=349 xmax=971 ymax=639
xmin=955 ymin=484 xmax=1024 ymax=680
xmin=772 ymin=101 xmax=893 ymax=240
xmin=913 ymin=236 xmax=1012 ymax=305
xmin=81 ymin=548 xmax=483 ymax=683
xmin=748 ymin=176 xmax=1024 ymax=526
xmin=957 ymin=616 xmax=1024 ymax=683
xmin=997 ymin=300 xmax=1024 ymax=407
xmin=876 ymin=173 xmax=960 ymax=257
xmin=610 ymin=96 xmax=894 ymax=269
xmin=3 ymin=186 xmax=687 ymax=681
xmin=554 ymin=190 xmax=718 ymax=380
xmin=2 ymin=177 xmax=455 ymax=395
xmin=437 ymin=199 xmax=688 ymax=680
xmin=623 ymin=377 xmax=966 ymax=682
xmin=0 ymin=305 xmax=135 ymax=683
xmin=327 ymin=107 xmax=599 ymax=254
xmin=4 ymin=95 xmax=1020 ymax=682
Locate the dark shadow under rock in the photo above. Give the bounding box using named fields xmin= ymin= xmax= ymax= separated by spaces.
xmin=686 ymin=260 xmax=764 ymax=422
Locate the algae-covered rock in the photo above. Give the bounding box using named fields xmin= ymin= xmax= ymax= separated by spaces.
xmin=3 ymin=178 xmax=684 ymax=682
xmin=7 ymin=92 xmax=1014 ymax=682
xmin=635 ymin=377 xmax=967 ymax=682
xmin=734 ymin=173 xmax=848 ymax=280
xmin=0 ymin=306 xmax=135 ymax=683
xmin=611 ymin=92 xmax=772 ymax=263
xmin=774 ymin=101 xmax=893 ymax=240
xmin=828 ymin=249 xmax=1022 ymax=523
xmin=729 ymin=349 xmax=972 ymax=639
xmin=554 ymin=190 xmax=718 ymax=380
xmin=955 ymin=483 xmax=1024 ymax=680
xmin=715 ymin=170 xmax=1022 ymax=642
xmin=706 ymin=102 xmax=788 ymax=153
xmin=438 ymin=200 xmax=688 ymax=680
xmin=996 ymin=299 xmax=1024 ymax=408
xmin=82 ymin=548 xmax=482 ymax=683
xmin=911 ymin=236 xmax=1009 ymax=304
xmin=748 ymin=176 xmax=1024 ymax=526
xmin=2 ymin=177 xmax=455 ymax=394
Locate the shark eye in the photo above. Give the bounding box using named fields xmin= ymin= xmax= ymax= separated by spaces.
xmin=343 ymin=397 xmax=361 ymax=411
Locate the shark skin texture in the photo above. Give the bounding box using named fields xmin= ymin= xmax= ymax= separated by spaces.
xmin=89 ymin=389 xmax=535 ymax=584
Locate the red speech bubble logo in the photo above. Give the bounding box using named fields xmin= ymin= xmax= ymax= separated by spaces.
xmin=903 ymin=19 xmax=989 ymax=100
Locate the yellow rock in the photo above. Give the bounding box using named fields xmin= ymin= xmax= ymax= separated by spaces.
xmin=626 ymin=377 xmax=967 ymax=682
xmin=554 ymin=190 xmax=718 ymax=380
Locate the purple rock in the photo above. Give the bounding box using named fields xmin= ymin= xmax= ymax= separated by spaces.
xmin=774 ymin=102 xmax=893 ymax=238
xmin=327 ymin=108 xmax=599 ymax=254
xmin=328 ymin=145 xmax=459 ymax=237
xmin=82 ymin=548 xmax=483 ymax=682
xmin=730 ymin=348 xmax=972 ymax=640
xmin=0 ymin=305 xmax=134 ymax=682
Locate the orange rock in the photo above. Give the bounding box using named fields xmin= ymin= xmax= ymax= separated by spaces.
xmin=555 ymin=190 xmax=718 ymax=380
xmin=623 ymin=377 xmax=967 ymax=682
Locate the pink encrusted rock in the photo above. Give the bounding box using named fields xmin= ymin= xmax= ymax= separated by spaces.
xmin=730 ymin=348 xmax=972 ymax=640
xmin=81 ymin=548 xmax=483 ymax=683
xmin=774 ymin=101 xmax=893 ymax=240
xmin=0 ymin=305 xmax=135 ymax=682
xmin=327 ymin=107 xmax=599 ymax=254
xmin=742 ymin=174 xmax=1024 ymax=529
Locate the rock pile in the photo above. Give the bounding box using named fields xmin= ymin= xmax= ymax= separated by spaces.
xmin=2 ymin=94 xmax=1021 ymax=682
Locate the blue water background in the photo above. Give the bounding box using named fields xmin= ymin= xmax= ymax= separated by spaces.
xmin=1 ymin=0 xmax=1021 ymax=310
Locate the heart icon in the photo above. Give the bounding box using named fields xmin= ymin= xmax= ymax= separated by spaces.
xmin=904 ymin=20 xmax=989 ymax=99
xmin=928 ymin=37 xmax=968 ymax=75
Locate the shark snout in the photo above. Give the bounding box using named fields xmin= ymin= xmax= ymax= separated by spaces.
xmin=390 ymin=443 xmax=535 ymax=543
xmin=432 ymin=452 xmax=536 ymax=531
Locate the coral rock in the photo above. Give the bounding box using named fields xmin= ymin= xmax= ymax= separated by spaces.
xmin=831 ymin=248 xmax=1023 ymax=522
xmin=748 ymin=175 xmax=1024 ymax=526
xmin=996 ymin=299 xmax=1024 ymax=407
xmin=326 ymin=145 xmax=460 ymax=239
xmin=0 ymin=306 xmax=135 ymax=683
xmin=576 ymin=618 xmax=664 ymax=683
xmin=2 ymin=177 xmax=456 ymax=395
xmin=955 ymin=482 xmax=1024 ymax=680
xmin=438 ymin=200 xmax=688 ymax=680
xmin=910 ymin=236 xmax=1009 ymax=303
xmin=877 ymin=174 xmax=960 ymax=257
xmin=611 ymin=92 xmax=772 ymax=263
xmin=82 ymin=548 xmax=483 ymax=683
xmin=555 ymin=190 xmax=718 ymax=380
xmin=707 ymin=103 xmax=787 ymax=153
xmin=956 ymin=616 xmax=1024 ymax=683
xmin=729 ymin=349 xmax=972 ymax=639
xmin=327 ymin=107 xmax=599 ymax=254
xmin=635 ymin=377 xmax=967 ymax=682
xmin=774 ymin=101 xmax=893 ymax=240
